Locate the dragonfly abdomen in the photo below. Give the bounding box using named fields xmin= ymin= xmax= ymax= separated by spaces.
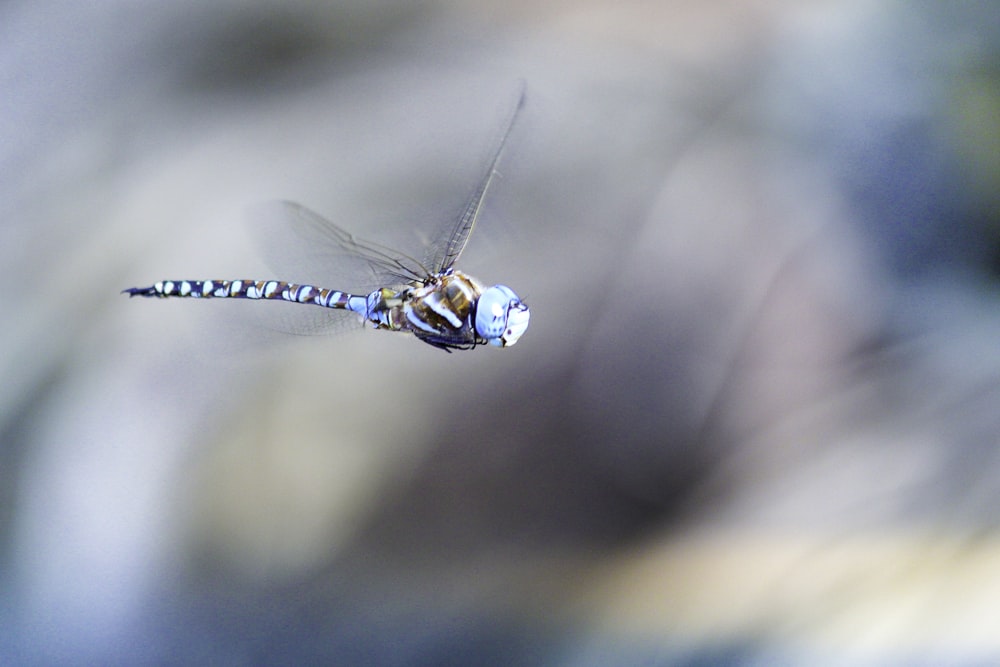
xmin=123 ymin=279 xmax=368 ymax=314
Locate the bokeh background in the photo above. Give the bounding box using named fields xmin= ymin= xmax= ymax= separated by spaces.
xmin=3 ymin=1 xmax=1000 ymax=664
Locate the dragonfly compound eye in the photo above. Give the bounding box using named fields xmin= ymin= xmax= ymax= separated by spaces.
xmin=476 ymin=285 xmax=529 ymax=347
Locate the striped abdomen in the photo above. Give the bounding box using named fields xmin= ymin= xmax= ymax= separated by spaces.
xmin=123 ymin=279 xmax=369 ymax=315
xmin=123 ymin=270 xmax=502 ymax=351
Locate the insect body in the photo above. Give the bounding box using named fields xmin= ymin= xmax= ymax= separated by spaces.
xmin=124 ymin=90 xmax=530 ymax=352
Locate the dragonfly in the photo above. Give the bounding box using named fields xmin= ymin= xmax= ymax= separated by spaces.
xmin=123 ymin=91 xmax=530 ymax=352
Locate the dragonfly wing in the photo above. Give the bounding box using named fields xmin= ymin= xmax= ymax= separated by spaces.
xmin=251 ymin=300 xmax=367 ymax=337
xmin=250 ymin=200 xmax=430 ymax=291
xmin=427 ymin=83 xmax=526 ymax=274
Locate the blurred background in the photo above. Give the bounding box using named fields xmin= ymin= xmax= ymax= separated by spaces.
xmin=3 ymin=1 xmax=1000 ymax=664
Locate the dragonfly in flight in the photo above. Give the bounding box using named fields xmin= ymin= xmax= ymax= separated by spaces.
xmin=124 ymin=91 xmax=530 ymax=352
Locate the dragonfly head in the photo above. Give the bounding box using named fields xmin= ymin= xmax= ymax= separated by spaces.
xmin=476 ymin=285 xmax=530 ymax=347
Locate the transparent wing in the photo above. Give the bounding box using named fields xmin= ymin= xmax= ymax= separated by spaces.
xmin=250 ymin=200 xmax=432 ymax=293
xmin=250 ymin=300 xmax=368 ymax=337
xmin=426 ymin=83 xmax=526 ymax=274
xmin=244 ymin=200 xmax=432 ymax=337
xmin=212 ymin=293 xmax=369 ymax=339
